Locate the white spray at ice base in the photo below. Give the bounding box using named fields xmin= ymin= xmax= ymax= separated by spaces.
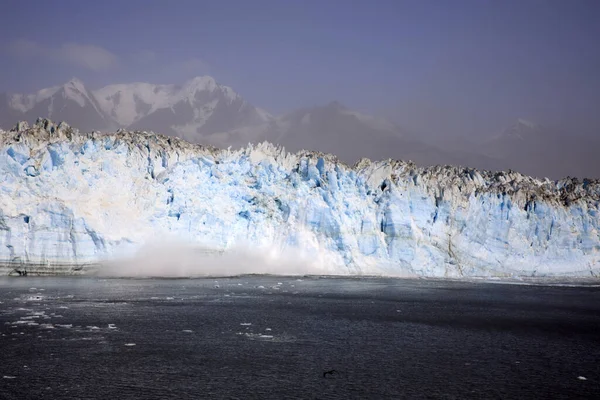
xmin=0 ymin=119 xmax=599 ymax=278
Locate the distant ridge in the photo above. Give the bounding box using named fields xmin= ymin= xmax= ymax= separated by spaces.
xmin=1 ymin=78 xmax=598 ymax=179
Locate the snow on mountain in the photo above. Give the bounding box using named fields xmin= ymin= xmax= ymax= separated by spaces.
xmin=199 ymin=101 xmax=505 ymax=173
xmin=514 ymin=118 xmax=539 ymax=131
xmin=232 ymin=101 xmax=491 ymax=170
xmin=93 ymin=82 xmax=177 ymax=126
xmin=0 ymin=78 xmax=109 ymax=132
xmin=0 ymin=93 xmax=23 ymax=131
xmin=250 ymin=100 xmax=408 ymax=161
xmin=488 ymin=118 xmax=542 ymax=141
xmin=1 ymin=76 xmax=272 ymax=142
xmin=339 ymin=109 xmax=398 ymax=132
xmin=1 ymin=119 xmax=599 ymax=277
xmin=10 ymin=78 xmax=101 ymax=115
xmin=476 ymin=119 xmax=600 ymax=180
xmin=2 ymin=79 xmax=598 ymax=180
xmin=9 ymin=85 xmax=60 ymax=113
xmin=116 ymin=76 xmax=273 ymax=142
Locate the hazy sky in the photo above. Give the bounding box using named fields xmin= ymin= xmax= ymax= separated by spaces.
xmin=1 ymin=0 xmax=599 ymax=137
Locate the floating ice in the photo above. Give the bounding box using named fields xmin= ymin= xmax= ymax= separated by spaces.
xmin=239 ymin=332 xmax=277 ymax=341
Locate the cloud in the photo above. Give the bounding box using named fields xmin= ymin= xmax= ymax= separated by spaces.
xmin=59 ymin=43 xmax=118 ymax=71
xmin=131 ymin=50 xmax=157 ymax=64
xmin=178 ymin=58 xmax=210 ymax=75
xmin=162 ymin=58 xmax=210 ymax=79
xmin=8 ymin=39 xmax=118 ymax=72
xmin=6 ymin=39 xmax=211 ymax=82
xmin=143 ymin=57 xmax=211 ymax=83
xmin=129 ymin=52 xmax=210 ymax=79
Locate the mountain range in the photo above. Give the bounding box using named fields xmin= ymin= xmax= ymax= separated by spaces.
xmin=1 ymin=77 xmax=598 ymax=179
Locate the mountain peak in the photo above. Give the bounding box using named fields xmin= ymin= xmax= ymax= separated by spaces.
xmin=58 ymin=78 xmax=94 ymax=108
xmin=183 ymin=76 xmax=217 ymax=93
xmin=515 ymin=118 xmax=539 ymax=130
xmin=503 ymin=118 xmax=541 ymax=139
xmin=64 ymin=77 xmax=85 ymax=90
xmin=326 ymin=100 xmax=347 ymax=111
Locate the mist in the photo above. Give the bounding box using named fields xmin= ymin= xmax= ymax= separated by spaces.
xmin=93 ymin=238 xmax=418 ymax=279
xmin=96 ymin=241 xmax=323 ymax=278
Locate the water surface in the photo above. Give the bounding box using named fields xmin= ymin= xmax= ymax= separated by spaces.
xmin=1 ymin=277 xmax=599 ymax=399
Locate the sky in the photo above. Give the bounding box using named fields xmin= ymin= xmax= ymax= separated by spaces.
xmin=1 ymin=0 xmax=599 ymax=138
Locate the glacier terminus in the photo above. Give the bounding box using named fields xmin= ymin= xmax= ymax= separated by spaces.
xmin=0 ymin=119 xmax=599 ymax=278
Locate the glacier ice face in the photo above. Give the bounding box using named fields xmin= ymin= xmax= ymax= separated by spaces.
xmin=0 ymin=119 xmax=599 ymax=277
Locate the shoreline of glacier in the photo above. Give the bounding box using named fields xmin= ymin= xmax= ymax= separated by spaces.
xmin=1 ymin=119 xmax=599 ymax=278
xmin=2 ymin=267 xmax=600 ymax=289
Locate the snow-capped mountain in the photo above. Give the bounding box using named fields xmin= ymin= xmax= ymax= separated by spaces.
xmin=0 ymin=78 xmax=109 ymax=131
xmin=502 ymin=118 xmax=541 ymax=139
xmin=1 ymin=119 xmax=599 ymax=277
xmin=0 ymin=93 xmax=22 ymax=131
xmin=4 ymin=79 xmax=480 ymax=169
xmin=213 ymin=101 xmax=502 ymax=170
xmin=202 ymin=100 xmax=404 ymax=153
xmin=93 ymin=82 xmax=177 ymax=127
xmin=1 ymin=78 xmax=598 ymax=179
xmin=265 ymin=101 xmax=427 ymax=163
xmin=475 ymin=119 xmax=600 ymax=179
xmin=93 ymin=76 xmax=273 ymax=142
xmin=0 ymin=76 xmax=273 ymax=142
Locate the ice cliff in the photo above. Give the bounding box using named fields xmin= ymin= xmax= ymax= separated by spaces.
xmin=1 ymin=119 xmax=599 ymax=277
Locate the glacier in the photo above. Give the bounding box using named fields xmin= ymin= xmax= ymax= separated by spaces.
xmin=0 ymin=119 xmax=599 ymax=277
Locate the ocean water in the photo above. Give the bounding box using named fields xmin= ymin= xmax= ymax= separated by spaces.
xmin=0 ymin=276 xmax=599 ymax=399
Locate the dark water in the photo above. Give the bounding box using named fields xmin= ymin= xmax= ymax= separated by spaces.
xmin=0 ymin=277 xmax=599 ymax=399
